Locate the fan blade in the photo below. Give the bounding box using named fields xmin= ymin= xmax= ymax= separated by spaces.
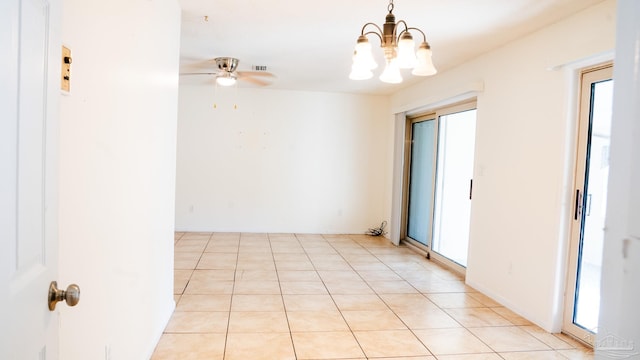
xmin=179 ymin=72 xmax=218 ymax=76
xmin=240 ymin=76 xmax=272 ymax=87
xmin=237 ymin=71 xmax=275 ymax=78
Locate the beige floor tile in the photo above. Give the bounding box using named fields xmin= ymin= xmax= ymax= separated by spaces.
xmin=491 ymin=307 xmax=533 ymax=325
xmin=310 ymin=259 xmax=353 ymax=270
xmin=426 ymin=293 xmax=486 ymax=308
xmin=175 ymin=239 xmax=209 ymax=253
xmin=286 ymin=310 xmax=350 ymax=332
xmin=350 ymin=261 xmax=390 ymax=271
xmin=180 ymin=233 xmax=212 ymax=239
xmin=184 ymin=280 xmax=234 ymax=295
xmin=469 ymin=326 xmax=551 ymax=352
xmin=275 ymin=260 xmax=315 ymax=270
xmin=500 ymin=351 xmax=568 ymax=359
xmin=357 ymin=270 xmax=403 ymax=282
xmin=367 ymin=280 xmax=418 ymax=294
xmin=196 ymin=253 xmax=237 ymax=270
xmin=233 ymin=280 xmax=281 ymax=294
xmin=234 ymin=269 xmax=277 ymax=281
xmin=341 ymin=310 xmax=407 ymax=330
xmin=230 ymin=294 xmax=284 ymax=311
xmin=332 ymin=294 xmax=388 ymax=311
xmin=228 ymin=311 xmax=289 ymax=333
xmin=397 ymin=270 xmax=438 ymax=282
xmin=445 ymin=307 xmax=513 ymax=327
xmin=437 ymin=354 xmax=503 ymax=360
xmin=552 ymin=332 xmax=590 ymax=348
xmin=174 ymin=252 xmax=201 ymax=270
xmin=174 ymin=270 xmax=192 ymax=294
xmin=151 ymin=333 xmax=225 ymax=360
xmin=354 ymin=330 xmax=431 ymax=358
xmin=302 ymin=245 xmax=338 ymax=254
xmin=273 ymin=253 xmax=307 ymax=261
xmin=292 ymin=331 xmax=365 ymax=359
xmin=236 ymin=252 xmax=273 ymax=262
xmin=208 ymin=240 xmax=239 ymax=249
xmin=323 ymin=280 xmax=375 ymax=295
xmin=556 ymin=348 xmax=594 ymax=359
xmin=307 ymin=253 xmax=344 ymax=262
xmin=379 ymin=293 xmax=438 ymax=311
xmin=189 ymin=269 xmax=235 ymax=282
xmin=283 ymin=294 xmax=338 ymax=311
xmin=271 ymin=245 xmax=305 ymax=254
xmin=210 ymin=232 xmax=240 ymax=240
xmin=467 ymin=292 xmax=502 ymax=307
xmin=177 ymin=295 xmax=232 ymax=312
xmin=277 ymin=270 xmax=321 ymax=281
xmin=519 ymin=326 xmax=575 ymax=349
xmin=387 ymin=261 xmax=432 ymax=272
xmin=414 ymin=279 xmax=472 ymax=293
xmin=224 ymin=332 xmax=295 ymax=360
xmin=280 ymin=281 xmax=328 ymax=294
xmin=395 ymin=308 xmax=462 ymax=329
xmin=164 ymin=311 xmax=229 ymax=333
xmin=413 ymin=328 xmax=493 ymax=355
xmin=318 ymin=270 xmax=362 ymax=282
xmin=372 ymin=357 xmax=434 ymax=360
xmin=235 ymin=259 xmax=276 ymax=270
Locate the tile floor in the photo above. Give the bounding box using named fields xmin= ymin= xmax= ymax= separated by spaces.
xmin=151 ymin=232 xmax=594 ymax=360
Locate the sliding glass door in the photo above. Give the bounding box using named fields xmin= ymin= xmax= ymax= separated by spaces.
xmin=404 ymin=102 xmax=477 ymax=269
xmin=432 ymin=109 xmax=477 ymax=266
xmin=564 ymin=64 xmax=613 ymax=344
xmin=406 ymin=119 xmax=437 ymax=246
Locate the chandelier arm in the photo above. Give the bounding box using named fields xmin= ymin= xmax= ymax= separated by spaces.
xmin=394 ymin=20 xmax=410 ymax=41
xmin=360 ymin=22 xmax=384 ymax=43
xmin=404 ymin=27 xmax=428 ymax=43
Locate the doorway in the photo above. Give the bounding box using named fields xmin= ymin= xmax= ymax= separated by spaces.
xmin=403 ymin=101 xmax=477 ymax=270
xmin=564 ymin=64 xmax=613 ymax=344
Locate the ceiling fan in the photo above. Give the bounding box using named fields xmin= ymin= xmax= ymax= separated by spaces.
xmin=180 ymin=57 xmax=275 ymax=87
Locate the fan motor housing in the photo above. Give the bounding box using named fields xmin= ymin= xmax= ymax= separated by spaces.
xmin=215 ymin=57 xmax=239 ymax=72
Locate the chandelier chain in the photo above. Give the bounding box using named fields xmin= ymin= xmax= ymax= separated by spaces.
xmin=388 ymin=0 xmax=394 ymax=13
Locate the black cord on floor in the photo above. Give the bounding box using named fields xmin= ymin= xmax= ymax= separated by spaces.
xmin=366 ymin=221 xmax=387 ymax=236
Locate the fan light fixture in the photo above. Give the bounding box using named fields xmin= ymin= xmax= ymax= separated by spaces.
xmin=350 ymin=0 xmax=437 ymax=84
xmin=216 ymin=72 xmax=237 ymax=86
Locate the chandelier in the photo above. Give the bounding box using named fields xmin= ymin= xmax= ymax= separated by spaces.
xmin=349 ymin=0 xmax=437 ymax=84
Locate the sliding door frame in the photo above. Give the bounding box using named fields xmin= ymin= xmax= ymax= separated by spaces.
xmin=563 ymin=63 xmax=613 ymax=346
xmin=401 ymin=100 xmax=477 ymax=274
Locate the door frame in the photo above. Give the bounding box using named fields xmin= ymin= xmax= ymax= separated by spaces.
xmin=400 ymin=100 xmax=477 ymax=274
xmin=563 ymin=62 xmax=613 ymax=345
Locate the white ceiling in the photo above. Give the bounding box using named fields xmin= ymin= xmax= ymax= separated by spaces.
xmin=178 ymin=0 xmax=605 ymax=95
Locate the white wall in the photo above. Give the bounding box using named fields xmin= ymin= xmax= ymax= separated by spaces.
xmin=597 ymin=0 xmax=640 ymax=356
xmin=175 ymin=86 xmax=392 ymax=234
xmin=391 ymin=0 xmax=616 ymax=331
xmin=59 ymin=0 xmax=180 ymax=358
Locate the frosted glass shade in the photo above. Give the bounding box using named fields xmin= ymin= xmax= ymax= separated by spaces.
xmin=412 ymin=43 xmax=437 ymax=76
xmin=396 ymin=33 xmax=417 ymax=69
xmin=352 ymin=37 xmax=378 ymax=70
xmin=216 ymin=75 xmax=237 ymax=86
xmin=379 ymin=60 xmax=402 ymax=84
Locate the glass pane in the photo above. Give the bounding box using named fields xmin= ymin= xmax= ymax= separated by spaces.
xmin=432 ymin=109 xmax=477 ymax=266
xmin=574 ymin=79 xmax=613 ymax=331
xmin=407 ymin=120 xmax=436 ymax=245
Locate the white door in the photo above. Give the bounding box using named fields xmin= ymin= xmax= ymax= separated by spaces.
xmin=1 ymin=0 xmax=63 ymax=358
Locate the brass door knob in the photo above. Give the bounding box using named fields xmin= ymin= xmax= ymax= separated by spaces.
xmin=48 ymin=281 xmax=80 ymax=311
